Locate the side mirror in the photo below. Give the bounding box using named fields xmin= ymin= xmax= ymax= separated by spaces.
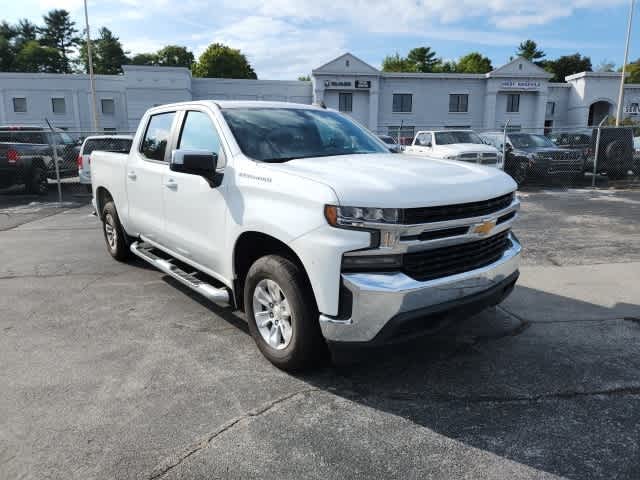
xmin=171 ymin=149 xmax=218 ymax=183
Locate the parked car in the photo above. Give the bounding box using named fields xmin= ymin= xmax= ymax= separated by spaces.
xmin=548 ymin=131 xmax=591 ymax=158
xmin=78 ymin=135 xmax=133 ymax=189
xmin=377 ymin=134 xmax=402 ymax=153
xmin=0 ymin=125 xmax=79 ymax=195
xmin=634 ymin=136 xmax=640 ymax=174
xmin=91 ymin=101 xmax=521 ymax=371
xmin=405 ymin=130 xmax=503 ymax=168
xmin=481 ymin=132 xmax=583 ymax=186
xmin=587 ymin=127 xmax=635 ymax=179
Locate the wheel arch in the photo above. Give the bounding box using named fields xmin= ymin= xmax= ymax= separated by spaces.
xmin=232 ymin=231 xmax=315 ymax=312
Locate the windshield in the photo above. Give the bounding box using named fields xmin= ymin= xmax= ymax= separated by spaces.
xmin=510 ymin=133 xmax=555 ymax=148
xmin=56 ymin=130 xmax=76 ymax=145
xmin=378 ymin=135 xmax=396 ymax=145
xmin=221 ymin=108 xmax=388 ymax=162
xmin=434 ymin=131 xmax=483 ymax=145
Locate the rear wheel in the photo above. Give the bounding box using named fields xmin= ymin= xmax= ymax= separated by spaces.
xmin=101 ymin=201 xmax=131 ymax=261
xmin=244 ymin=255 xmax=326 ymax=371
xmin=26 ymin=167 xmax=48 ymax=196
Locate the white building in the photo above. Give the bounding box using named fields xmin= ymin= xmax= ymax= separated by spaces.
xmin=0 ymin=53 xmax=638 ymax=137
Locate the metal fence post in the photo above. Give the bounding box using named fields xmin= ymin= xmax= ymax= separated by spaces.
xmin=592 ymin=116 xmax=608 ymax=188
xmin=45 ymin=119 xmax=63 ymax=203
xmin=502 ymin=120 xmax=510 ymax=171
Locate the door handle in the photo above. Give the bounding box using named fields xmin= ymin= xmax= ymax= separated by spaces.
xmin=127 ymin=171 xmax=137 ymax=180
xmin=164 ymin=179 xmax=178 ymax=190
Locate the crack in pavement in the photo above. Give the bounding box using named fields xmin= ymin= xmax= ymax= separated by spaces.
xmin=144 ymin=387 xmax=319 ymax=480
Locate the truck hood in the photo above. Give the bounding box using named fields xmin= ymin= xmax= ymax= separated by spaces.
xmin=437 ymin=143 xmax=499 ymax=155
xmin=269 ymin=153 xmax=516 ymax=208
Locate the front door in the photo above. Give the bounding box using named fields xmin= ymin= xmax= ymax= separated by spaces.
xmin=162 ymin=109 xmax=229 ymax=277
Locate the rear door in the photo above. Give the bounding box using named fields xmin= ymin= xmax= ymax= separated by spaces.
xmin=126 ymin=111 xmax=178 ymax=245
xmin=162 ymin=109 xmax=229 ymax=275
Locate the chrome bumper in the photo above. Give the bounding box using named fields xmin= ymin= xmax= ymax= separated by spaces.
xmin=319 ymin=232 xmax=521 ymax=343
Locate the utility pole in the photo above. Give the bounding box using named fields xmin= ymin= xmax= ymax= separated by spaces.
xmin=616 ymin=0 xmax=635 ymax=126
xmin=84 ymin=0 xmax=99 ymax=132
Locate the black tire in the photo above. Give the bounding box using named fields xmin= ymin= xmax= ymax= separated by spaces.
xmin=26 ymin=166 xmax=48 ymax=196
xmin=244 ymin=255 xmax=327 ymax=371
xmin=101 ymin=201 xmax=131 ymax=261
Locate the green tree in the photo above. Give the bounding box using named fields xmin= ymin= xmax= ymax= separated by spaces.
xmin=130 ymin=52 xmax=158 ymax=65
xmin=381 ymin=52 xmax=414 ymax=72
xmin=433 ymin=60 xmax=457 ymax=73
xmin=79 ymin=27 xmax=129 ymax=74
xmin=456 ymin=52 xmax=493 ymax=73
xmin=516 ymin=40 xmax=545 ymax=62
xmin=13 ymin=40 xmax=62 ymax=72
xmin=0 ymin=36 xmax=14 ymax=71
xmin=596 ymin=59 xmax=615 ymax=72
xmin=0 ymin=21 xmax=16 ymax=40
xmin=192 ymin=43 xmax=256 ymax=79
xmin=38 ymin=9 xmax=79 ymax=73
xmin=622 ymin=59 xmax=640 ymax=83
xmin=155 ymin=45 xmax=194 ymax=68
xmin=406 ymin=46 xmax=439 ymax=72
xmin=297 ymin=75 xmax=310 ymax=81
xmin=15 ymin=19 xmax=38 ymax=48
xmin=544 ymin=53 xmax=592 ymax=82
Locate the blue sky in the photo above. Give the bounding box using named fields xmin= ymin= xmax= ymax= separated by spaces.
xmin=3 ymin=0 xmax=638 ymax=79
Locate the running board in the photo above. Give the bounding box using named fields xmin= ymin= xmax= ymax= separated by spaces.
xmin=130 ymin=241 xmax=230 ymax=306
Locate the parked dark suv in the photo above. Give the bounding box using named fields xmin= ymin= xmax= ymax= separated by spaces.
xmin=549 ymin=128 xmax=635 ymax=178
xmin=0 ymin=126 xmax=79 ymax=195
xmin=481 ymin=131 xmax=584 ymax=186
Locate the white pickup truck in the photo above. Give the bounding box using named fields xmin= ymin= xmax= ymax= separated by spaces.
xmin=405 ymin=130 xmax=503 ymax=168
xmin=91 ymin=101 xmax=521 ymax=371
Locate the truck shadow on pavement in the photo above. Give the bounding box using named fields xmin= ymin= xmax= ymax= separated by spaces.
xmin=296 ymin=286 xmax=640 ymax=480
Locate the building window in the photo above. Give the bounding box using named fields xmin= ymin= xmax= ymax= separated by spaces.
xmin=449 ymin=94 xmax=468 ymax=113
xmin=51 ymin=97 xmax=66 ymax=114
xmin=13 ymin=97 xmax=27 ymax=113
xmin=546 ymin=101 xmax=555 ymax=116
xmin=506 ymin=94 xmax=520 ymax=113
xmin=392 ymin=94 xmax=412 ymax=113
xmin=338 ymin=93 xmax=353 ymax=112
xmin=445 ymin=125 xmax=471 ymax=129
xmin=101 ymin=99 xmax=115 ymax=115
xmin=103 ymin=127 xmax=117 ymax=132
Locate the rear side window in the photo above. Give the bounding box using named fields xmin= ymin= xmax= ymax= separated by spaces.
xmin=140 ymin=112 xmax=175 ymax=161
xmin=12 ymin=130 xmax=47 ymax=144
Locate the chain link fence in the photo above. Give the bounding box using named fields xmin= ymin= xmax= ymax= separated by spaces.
xmin=375 ymin=124 xmax=640 ymax=191
xmin=0 ymin=128 xmax=134 ymax=203
xmin=2 ymin=123 xmax=639 ymax=204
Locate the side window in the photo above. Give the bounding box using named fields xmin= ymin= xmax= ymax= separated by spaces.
xmin=178 ymin=111 xmax=223 ymax=166
xmin=416 ymin=132 xmax=432 ymax=146
xmin=140 ymin=112 xmax=176 ymax=161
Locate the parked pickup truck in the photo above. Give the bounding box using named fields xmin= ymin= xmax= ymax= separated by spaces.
xmin=0 ymin=125 xmax=79 ymax=195
xmin=91 ymin=101 xmax=521 ymax=371
xmin=405 ymin=130 xmax=503 ymax=168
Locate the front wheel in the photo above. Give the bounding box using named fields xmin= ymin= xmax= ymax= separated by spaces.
xmin=101 ymin=201 xmax=131 ymax=261
xmin=244 ymin=255 xmax=327 ymax=371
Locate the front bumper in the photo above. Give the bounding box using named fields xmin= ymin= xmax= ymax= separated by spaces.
xmin=319 ymin=232 xmax=521 ymax=343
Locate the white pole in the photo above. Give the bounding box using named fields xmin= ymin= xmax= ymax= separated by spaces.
xmin=616 ymin=0 xmax=635 ymax=126
xmin=84 ymin=0 xmax=99 ymax=132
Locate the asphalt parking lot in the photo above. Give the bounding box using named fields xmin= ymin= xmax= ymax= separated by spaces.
xmin=1 ymin=188 xmax=639 ymax=480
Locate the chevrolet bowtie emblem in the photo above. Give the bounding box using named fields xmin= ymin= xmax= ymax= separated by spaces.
xmin=473 ymin=219 xmax=496 ymax=236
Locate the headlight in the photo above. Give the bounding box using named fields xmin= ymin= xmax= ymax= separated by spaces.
xmin=324 ymin=205 xmax=401 ymax=227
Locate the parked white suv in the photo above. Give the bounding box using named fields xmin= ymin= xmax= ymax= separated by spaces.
xmin=405 ymin=130 xmax=503 ymax=168
xmin=90 ymin=101 xmax=521 ymax=371
xmin=78 ymin=135 xmax=133 ymax=188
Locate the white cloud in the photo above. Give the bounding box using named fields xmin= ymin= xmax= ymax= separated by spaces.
xmin=209 ymin=16 xmax=346 ymax=79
